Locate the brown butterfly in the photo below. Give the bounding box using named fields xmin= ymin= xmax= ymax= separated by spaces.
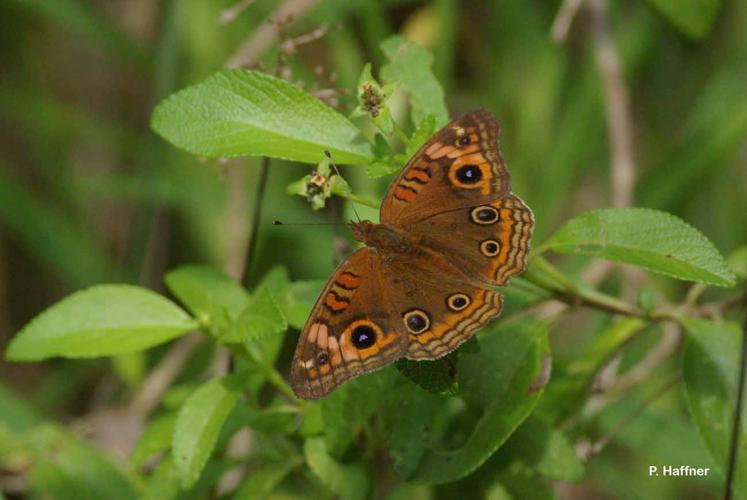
xmin=291 ymin=109 xmax=534 ymax=399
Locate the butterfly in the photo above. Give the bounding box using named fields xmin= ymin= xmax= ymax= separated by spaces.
xmin=291 ymin=109 xmax=534 ymax=399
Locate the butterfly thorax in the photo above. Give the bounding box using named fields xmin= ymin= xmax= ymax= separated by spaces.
xmin=350 ymin=220 xmax=410 ymax=254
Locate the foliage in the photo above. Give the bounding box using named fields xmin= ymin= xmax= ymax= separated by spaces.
xmin=1 ymin=1 xmax=745 ymax=499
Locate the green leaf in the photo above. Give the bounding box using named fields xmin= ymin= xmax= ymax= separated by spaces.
xmin=226 ymin=285 xmax=287 ymax=343
xmin=682 ymin=317 xmax=747 ymax=499
xmin=165 ymin=265 xmax=249 ymax=324
xmin=383 ymin=387 xmax=445 ymax=478
xmin=411 ymin=320 xmax=549 ymax=483
xmin=172 ymin=373 xmax=243 ymax=488
xmin=381 ymin=36 xmax=448 ymax=127
xmin=140 ymin=457 xmax=179 ymax=500
xmin=542 ymin=208 xmax=736 ymax=287
xmin=130 ymin=413 xmax=177 ymax=470
xmin=233 ymin=458 xmax=302 ymax=500
xmin=304 ymin=437 xmax=369 ymax=500
xmin=501 ymin=416 xmax=584 ymax=481
xmin=644 ymin=0 xmax=721 ymax=39
xmin=151 ymin=70 xmax=372 ymax=164
xmin=321 ymin=368 xmax=400 ymax=458
xmin=164 ymin=266 xmax=249 ymax=338
xmin=6 ymin=285 xmax=197 ymax=361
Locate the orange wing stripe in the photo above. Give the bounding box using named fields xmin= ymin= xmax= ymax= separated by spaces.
xmin=404 ymin=170 xmax=430 ymax=183
xmin=336 ymin=272 xmax=361 ymax=289
xmin=393 ymin=186 xmax=417 ymax=202
xmin=325 ymin=292 xmax=350 ymax=312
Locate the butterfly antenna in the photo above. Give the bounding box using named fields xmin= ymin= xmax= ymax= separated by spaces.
xmin=324 ymin=150 xmax=361 ymax=223
xmin=272 ymin=220 xmax=342 ymax=226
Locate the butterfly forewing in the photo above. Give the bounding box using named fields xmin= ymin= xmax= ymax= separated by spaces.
xmin=290 ymin=248 xmax=407 ymax=399
xmin=380 ymin=109 xmax=511 ymax=225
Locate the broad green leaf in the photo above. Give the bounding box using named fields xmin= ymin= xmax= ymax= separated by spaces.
xmin=383 ymin=387 xmax=445 ymax=478
xmin=233 ymin=457 xmax=302 ymax=500
xmin=172 ymin=373 xmax=243 ymax=488
xmin=151 ymin=70 xmax=372 ymax=164
xmin=0 ymin=167 xmax=111 ymax=287
xmin=131 ymin=413 xmax=177 ymax=470
xmin=682 ymin=317 xmax=747 ymax=498
xmin=141 ymin=457 xmax=180 ymax=500
xmin=411 ymin=320 xmax=549 ymax=483
xmin=6 ymin=286 xmax=197 ymax=361
xmin=501 ymin=417 xmax=584 ymax=481
xmin=381 ymin=36 xmax=448 ymax=127
xmin=304 ymin=437 xmax=369 ymax=500
xmin=321 ymin=368 xmax=400 ymax=458
xmin=224 ymin=285 xmax=287 ymax=343
xmin=543 ymin=208 xmax=736 ymax=287
xmin=165 ymin=266 xmax=249 ymax=333
xmin=644 ymin=0 xmax=721 ymax=39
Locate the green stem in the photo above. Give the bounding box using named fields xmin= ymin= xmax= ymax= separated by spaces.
xmin=244 ymin=343 xmax=305 ymax=406
xmin=526 ymin=256 xmax=647 ymax=319
xmin=336 ymin=191 xmax=379 ymax=210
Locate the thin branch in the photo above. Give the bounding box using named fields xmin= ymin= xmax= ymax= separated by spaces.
xmin=226 ymin=0 xmax=319 ymax=68
xmin=217 ymin=0 xmax=256 ymax=26
xmin=606 ymin=322 xmax=681 ymax=396
xmin=588 ymin=0 xmax=636 ymax=208
xmin=578 ymin=375 xmax=679 ymax=459
xmin=129 ymin=333 xmax=204 ymax=418
xmin=551 ymin=0 xmax=584 ymax=44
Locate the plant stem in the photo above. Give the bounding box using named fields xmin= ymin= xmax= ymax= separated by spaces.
xmin=336 ymin=191 xmax=379 ymax=210
xmin=244 ymin=343 xmax=304 ymax=406
xmin=724 ymin=296 xmax=747 ymax=500
xmin=525 ymin=256 xmax=646 ymax=318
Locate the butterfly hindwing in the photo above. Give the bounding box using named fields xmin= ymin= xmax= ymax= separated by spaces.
xmin=407 ymin=193 xmax=534 ymax=287
xmin=379 ymin=260 xmax=504 ymax=360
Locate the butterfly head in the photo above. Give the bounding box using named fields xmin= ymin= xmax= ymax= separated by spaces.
xmin=350 ymin=221 xmax=410 ymax=254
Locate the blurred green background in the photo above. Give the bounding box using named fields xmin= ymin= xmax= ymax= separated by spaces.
xmin=1 ymin=0 xmax=746 ymax=498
